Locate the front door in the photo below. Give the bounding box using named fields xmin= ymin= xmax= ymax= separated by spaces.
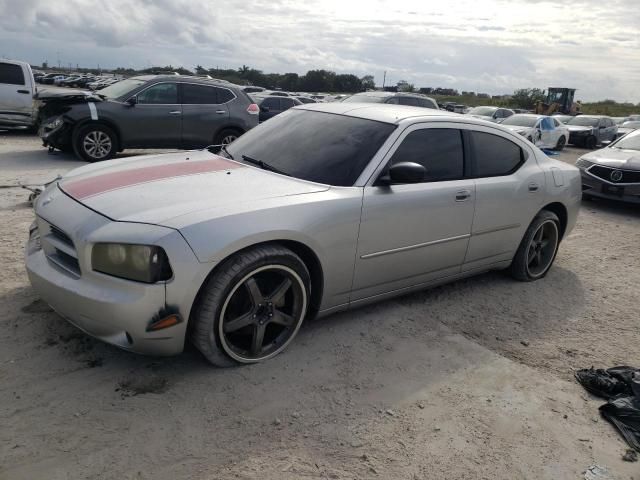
xmin=120 ymin=82 xmax=182 ymax=148
xmin=352 ymin=125 xmax=475 ymax=301
xmin=0 ymin=62 xmax=33 ymax=125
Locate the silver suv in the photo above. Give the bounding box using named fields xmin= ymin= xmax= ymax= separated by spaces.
xmin=38 ymin=75 xmax=259 ymax=162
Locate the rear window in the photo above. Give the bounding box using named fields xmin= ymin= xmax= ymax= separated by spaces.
xmin=0 ymin=63 xmax=25 ymax=85
xmin=470 ymin=131 xmax=523 ymax=177
xmin=342 ymin=94 xmax=387 ymax=104
xmin=226 ymin=109 xmax=396 ymax=186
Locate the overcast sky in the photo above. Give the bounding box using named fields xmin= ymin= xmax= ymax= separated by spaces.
xmin=1 ymin=0 xmax=638 ymax=102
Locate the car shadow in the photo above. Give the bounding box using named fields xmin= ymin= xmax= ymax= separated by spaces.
xmin=581 ymin=196 xmax=640 ymax=219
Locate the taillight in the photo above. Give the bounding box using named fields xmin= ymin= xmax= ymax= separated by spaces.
xmin=247 ymin=103 xmax=259 ymax=115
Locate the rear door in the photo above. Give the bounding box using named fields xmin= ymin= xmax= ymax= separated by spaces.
xmin=120 ymin=82 xmax=181 ymax=148
xmin=463 ymin=128 xmax=545 ymax=271
xmin=0 ymin=61 xmax=34 ymax=125
xmin=180 ymin=83 xmax=235 ymax=148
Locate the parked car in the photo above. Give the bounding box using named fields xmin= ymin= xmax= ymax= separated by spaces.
xmin=628 ymin=115 xmax=640 ymax=121
xmin=576 ymin=129 xmax=640 ymax=203
xmin=25 ymin=104 xmax=580 ymax=365
xmin=501 ymin=114 xmax=570 ymax=150
xmin=242 ymin=86 xmax=265 ymax=94
xmin=616 ymin=121 xmax=640 ymax=138
xmin=295 ymin=96 xmax=317 ymax=104
xmin=552 ymin=114 xmax=572 ymax=124
xmin=257 ymin=95 xmax=302 ymax=122
xmin=40 ymin=73 xmax=64 ymax=85
xmin=53 ymin=75 xmax=71 ymax=86
xmin=0 ymin=59 xmax=37 ymax=128
xmin=467 ymin=106 xmax=514 ymax=123
xmin=566 ymin=115 xmax=617 ymax=149
xmin=342 ymin=91 xmax=439 ymax=109
xmin=38 ymin=75 xmax=259 ymax=161
xmin=612 ymin=117 xmax=629 ymax=126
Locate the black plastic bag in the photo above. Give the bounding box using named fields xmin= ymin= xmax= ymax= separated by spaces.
xmin=576 ymin=366 xmax=640 ymax=453
xmin=574 ymin=366 xmax=637 ymax=399
xmin=600 ymin=396 xmax=640 ymax=452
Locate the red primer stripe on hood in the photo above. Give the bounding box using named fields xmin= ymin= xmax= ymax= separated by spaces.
xmin=62 ymin=157 xmax=243 ymax=200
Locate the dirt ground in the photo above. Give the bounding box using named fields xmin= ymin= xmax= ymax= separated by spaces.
xmin=1 ymin=131 xmax=638 ymax=480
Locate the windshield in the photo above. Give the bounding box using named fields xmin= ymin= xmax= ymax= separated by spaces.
xmin=225 ymin=109 xmax=396 ymax=186
xmin=98 ymin=79 xmax=145 ymax=99
xmin=502 ymin=115 xmax=537 ymax=127
xmin=613 ymin=117 xmax=628 ymax=125
xmin=612 ymin=130 xmax=640 ymax=150
xmin=554 ymin=115 xmax=571 ymax=123
xmin=567 ymin=116 xmax=599 ymax=127
xmin=469 ymin=107 xmax=497 ymax=116
xmin=341 ymin=94 xmax=388 ymax=104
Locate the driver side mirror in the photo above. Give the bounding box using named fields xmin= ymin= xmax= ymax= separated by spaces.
xmin=377 ymin=162 xmax=426 ymax=185
xmin=126 ymin=96 xmax=137 ymax=106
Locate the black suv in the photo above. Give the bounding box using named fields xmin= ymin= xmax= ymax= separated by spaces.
xmin=38 ymin=75 xmax=259 ymax=162
xmin=341 ymin=91 xmax=439 ymax=109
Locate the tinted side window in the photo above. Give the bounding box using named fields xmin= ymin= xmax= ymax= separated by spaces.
xmin=0 ymin=63 xmax=25 ymax=85
xmin=385 ymin=97 xmax=400 ymax=104
xmin=216 ymin=87 xmax=235 ymax=103
xmin=137 ymin=83 xmax=178 ymax=104
xmin=182 ymin=84 xmax=217 ymax=104
xmin=418 ymin=98 xmax=438 ymax=109
xmin=398 ymin=97 xmax=419 ymax=107
xmin=470 ymin=131 xmax=523 ymax=177
xmin=281 ymin=98 xmax=296 ymax=109
xmin=390 ymin=129 xmax=464 ymax=182
xmin=262 ymin=97 xmax=280 ymax=109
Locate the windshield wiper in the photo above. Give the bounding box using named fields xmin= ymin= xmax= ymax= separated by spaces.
xmin=241 ymin=155 xmax=289 ymax=176
xmin=219 ymin=145 xmax=234 ymax=159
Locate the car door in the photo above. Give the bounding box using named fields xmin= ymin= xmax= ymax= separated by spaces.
xmin=0 ymin=62 xmax=33 ymax=125
xmin=120 ymin=82 xmax=181 ymax=148
xmin=180 ymin=83 xmax=234 ymax=148
xmin=604 ymin=118 xmax=617 ymax=142
xmin=538 ymin=117 xmax=556 ymax=148
xmin=351 ymin=125 xmax=476 ymax=301
xmin=463 ymin=127 xmax=546 ymax=272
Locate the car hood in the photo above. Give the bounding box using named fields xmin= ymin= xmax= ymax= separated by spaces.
xmin=57 ymin=150 xmax=329 ymax=225
xmin=567 ymin=125 xmax=594 ymax=132
xmin=35 ymin=88 xmax=103 ymax=103
xmin=504 ymin=126 xmax=532 ymax=133
xmin=581 ymin=148 xmax=640 ymax=170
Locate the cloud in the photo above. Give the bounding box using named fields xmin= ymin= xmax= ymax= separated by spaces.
xmin=0 ymin=0 xmax=638 ymax=102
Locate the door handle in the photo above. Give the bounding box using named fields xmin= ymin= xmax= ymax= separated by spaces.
xmin=528 ymin=183 xmax=539 ymax=192
xmin=17 ymin=89 xmax=30 ymax=94
xmin=168 ymin=110 xmax=181 ymax=115
xmin=455 ymin=190 xmax=471 ymax=201
xmin=215 ymin=110 xmax=226 ymax=114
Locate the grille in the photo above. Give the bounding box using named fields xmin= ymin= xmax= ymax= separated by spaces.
xmin=38 ymin=218 xmax=81 ymax=277
xmin=588 ymin=165 xmax=640 ymax=184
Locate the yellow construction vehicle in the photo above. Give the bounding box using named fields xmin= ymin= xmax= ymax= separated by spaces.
xmin=534 ymin=88 xmax=581 ymax=115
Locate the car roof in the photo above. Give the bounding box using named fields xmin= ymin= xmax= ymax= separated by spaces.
xmin=130 ymin=75 xmax=238 ymax=88
xmin=351 ymin=91 xmax=435 ymax=100
xmin=297 ymin=102 xmax=484 ymax=125
xmin=510 ymin=113 xmax=547 ymax=119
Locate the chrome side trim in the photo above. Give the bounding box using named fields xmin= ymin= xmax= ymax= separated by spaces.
xmin=472 ymin=223 xmax=521 ymax=236
xmin=360 ymin=233 xmax=470 ymax=259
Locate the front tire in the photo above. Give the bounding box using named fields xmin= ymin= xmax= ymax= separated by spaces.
xmin=73 ymin=124 xmax=117 ymax=162
xmin=554 ymin=136 xmax=566 ymax=151
xmin=191 ymin=245 xmax=310 ymax=366
xmin=584 ymin=135 xmax=597 ymax=149
xmin=510 ymin=210 xmax=560 ymax=282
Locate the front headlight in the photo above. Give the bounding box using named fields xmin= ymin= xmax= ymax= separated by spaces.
xmin=44 ymin=117 xmax=63 ymax=129
xmin=575 ymin=158 xmax=594 ymax=169
xmin=92 ymin=243 xmax=173 ymax=283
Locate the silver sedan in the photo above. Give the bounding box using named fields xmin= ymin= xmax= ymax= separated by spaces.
xmin=25 ymin=104 xmax=581 ymax=365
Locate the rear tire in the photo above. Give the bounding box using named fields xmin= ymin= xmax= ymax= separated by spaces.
xmin=213 ymin=128 xmax=242 ymax=151
xmin=510 ymin=210 xmax=560 ymax=282
xmin=585 ymin=135 xmax=597 ymax=149
xmin=73 ymin=123 xmax=117 ymax=162
xmin=191 ymin=245 xmax=310 ymax=366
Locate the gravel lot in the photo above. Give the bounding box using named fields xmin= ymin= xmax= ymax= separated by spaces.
xmin=1 ymin=131 xmax=638 ymax=480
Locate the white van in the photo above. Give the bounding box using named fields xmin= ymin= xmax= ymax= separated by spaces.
xmin=0 ymin=59 xmax=37 ymax=128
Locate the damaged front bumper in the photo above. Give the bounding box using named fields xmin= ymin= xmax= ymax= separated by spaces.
xmin=24 ymin=186 xmax=204 ymax=356
xmin=39 ymin=117 xmax=73 ymax=151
